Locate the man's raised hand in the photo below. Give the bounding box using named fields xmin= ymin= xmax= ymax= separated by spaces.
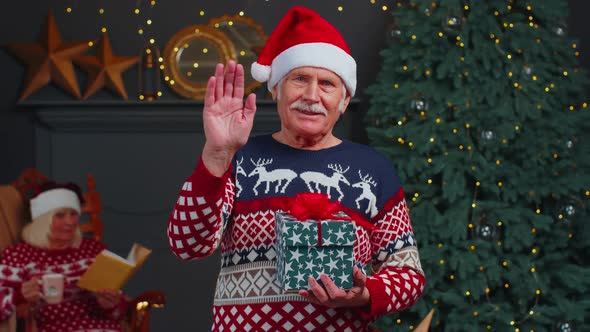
xmin=202 ymin=61 xmax=257 ymax=176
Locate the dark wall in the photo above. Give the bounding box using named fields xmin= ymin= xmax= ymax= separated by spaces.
xmin=569 ymin=1 xmax=590 ymax=70
xmin=0 ymin=1 xmax=588 ymax=331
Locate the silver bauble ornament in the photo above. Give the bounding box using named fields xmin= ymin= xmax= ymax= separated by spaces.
xmin=522 ymin=65 xmax=533 ymax=76
xmin=554 ymin=321 xmax=574 ymax=332
xmin=553 ymin=22 xmax=568 ymax=36
xmin=442 ymin=14 xmax=463 ymax=33
xmin=481 ymin=130 xmax=495 ymax=141
xmin=410 ymin=97 xmax=429 ymax=112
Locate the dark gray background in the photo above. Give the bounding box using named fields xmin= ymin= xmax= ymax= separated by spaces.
xmin=0 ymin=1 xmax=588 ymax=331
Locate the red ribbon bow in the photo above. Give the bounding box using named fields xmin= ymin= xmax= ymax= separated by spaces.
xmin=285 ymin=193 xmax=375 ymax=245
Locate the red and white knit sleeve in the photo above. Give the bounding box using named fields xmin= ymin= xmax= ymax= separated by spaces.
xmin=0 ymin=245 xmax=26 ymax=322
xmin=167 ymin=156 xmax=236 ymax=261
xmin=362 ymin=189 xmax=426 ymax=317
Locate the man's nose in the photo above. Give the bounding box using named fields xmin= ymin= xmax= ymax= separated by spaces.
xmin=302 ymin=81 xmax=320 ymax=103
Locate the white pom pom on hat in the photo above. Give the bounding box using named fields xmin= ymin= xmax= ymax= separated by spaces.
xmin=251 ymin=61 xmax=272 ymax=82
xmin=250 ymin=6 xmax=357 ymax=96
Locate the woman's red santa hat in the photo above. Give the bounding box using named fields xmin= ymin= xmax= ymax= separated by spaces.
xmin=30 ymin=182 xmax=82 ymax=219
xmin=251 ymin=6 xmax=357 ymax=96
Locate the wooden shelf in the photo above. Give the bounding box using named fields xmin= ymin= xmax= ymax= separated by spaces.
xmin=16 ymin=99 xmax=280 ymax=108
xmin=16 ymin=100 xmax=280 ymax=133
xmin=15 ymin=99 xmax=361 ymax=133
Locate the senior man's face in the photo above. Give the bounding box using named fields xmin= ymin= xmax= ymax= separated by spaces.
xmin=273 ymin=67 xmax=350 ymax=141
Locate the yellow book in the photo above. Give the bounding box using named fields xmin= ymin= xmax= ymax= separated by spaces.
xmin=77 ymin=243 xmax=151 ymax=292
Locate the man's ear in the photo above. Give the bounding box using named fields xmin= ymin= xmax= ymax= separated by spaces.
xmin=340 ymin=94 xmax=351 ymax=114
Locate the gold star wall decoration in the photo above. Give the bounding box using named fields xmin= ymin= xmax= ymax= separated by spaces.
xmin=3 ymin=10 xmax=92 ymax=101
xmin=74 ymin=32 xmax=140 ymax=100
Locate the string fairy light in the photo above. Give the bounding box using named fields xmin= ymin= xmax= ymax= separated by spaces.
xmin=98 ymin=2 xmax=106 ymax=33
xmin=134 ymin=0 xmax=162 ymax=100
xmin=134 ymin=0 xmax=156 ymax=42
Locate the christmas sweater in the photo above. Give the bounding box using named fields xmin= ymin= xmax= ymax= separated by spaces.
xmin=168 ymin=135 xmax=426 ymax=332
xmin=0 ymin=238 xmax=127 ymax=332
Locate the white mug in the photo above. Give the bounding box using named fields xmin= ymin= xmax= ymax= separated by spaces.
xmin=40 ymin=273 xmax=64 ymax=304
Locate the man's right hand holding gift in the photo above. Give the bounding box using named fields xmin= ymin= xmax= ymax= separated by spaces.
xmin=300 ymin=266 xmax=370 ymax=309
xmin=278 ymin=192 xmax=374 ymax=308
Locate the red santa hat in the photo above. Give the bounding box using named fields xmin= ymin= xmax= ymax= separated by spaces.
xmin=251 ymin=6 xmax=357 ymax=96
xmin=30 ymin=183 xmax=82 ymax=220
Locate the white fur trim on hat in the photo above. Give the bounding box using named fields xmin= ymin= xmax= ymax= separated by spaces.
xmin=30 ymin=188 xmax=81 ymax=220
xmin=266 ymin=42 xmax=356 ymax=96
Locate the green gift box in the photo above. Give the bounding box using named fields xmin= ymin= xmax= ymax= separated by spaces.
xmin=275 ymin=210 xmax=356 ymax=291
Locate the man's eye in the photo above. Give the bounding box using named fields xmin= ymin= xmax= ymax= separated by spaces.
xmin=295 ymin=76 xmax=305 ymax=81
xmin=321 ymin=81 xmax=334 ymax=86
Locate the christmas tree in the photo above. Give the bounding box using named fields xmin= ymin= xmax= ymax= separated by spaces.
xmin=365 ymin=1 xmax=590 ymax=331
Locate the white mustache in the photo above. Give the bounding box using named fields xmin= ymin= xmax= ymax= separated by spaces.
xmin=289 ymin=100 xmax=328 ymax=115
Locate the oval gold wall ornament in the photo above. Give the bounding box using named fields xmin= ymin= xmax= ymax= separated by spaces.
xmin=162 ymin=24 xmax=236 ymax=100
xmin=207 ymin=15 xmax=269 ymax=97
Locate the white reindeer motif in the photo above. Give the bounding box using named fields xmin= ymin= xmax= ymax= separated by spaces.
xmin=248 ymin=158 xmax=297 ymax=195
xmin=235 ymin=157 xmax=246 ymax=197
xmin=352 ymin=170 xmax=378 ymax=217
xmin=299 ymin=164 xmax=350 ymax=201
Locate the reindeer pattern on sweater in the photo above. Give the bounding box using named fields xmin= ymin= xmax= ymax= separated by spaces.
xmin=233 ymin=136 xmax=386 ymax=218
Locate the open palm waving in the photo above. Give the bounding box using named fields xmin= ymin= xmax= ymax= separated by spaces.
xmin=202 ymin=61 xmax=257 ymax=176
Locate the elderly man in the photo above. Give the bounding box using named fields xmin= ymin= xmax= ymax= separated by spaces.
xmin=167 ymin=6 xmax=425 ymax=332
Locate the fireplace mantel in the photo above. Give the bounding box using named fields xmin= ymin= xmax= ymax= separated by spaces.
xmin=17 ymin=99 xmax=362 ymax=133
xmin=16 ymin=100 xmax=284 ymax=133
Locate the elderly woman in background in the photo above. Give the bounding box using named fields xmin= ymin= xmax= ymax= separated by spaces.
xmin=0 ymin=181 xmax=128 ymax=332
